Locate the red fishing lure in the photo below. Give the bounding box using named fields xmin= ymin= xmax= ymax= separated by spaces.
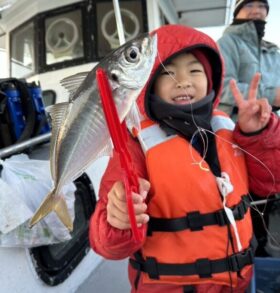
xmin=96 ymin=68 xmax=144 ymax=243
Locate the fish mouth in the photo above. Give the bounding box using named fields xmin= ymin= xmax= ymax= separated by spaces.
xmin=110 ymin=69 xmax=141 ymax=89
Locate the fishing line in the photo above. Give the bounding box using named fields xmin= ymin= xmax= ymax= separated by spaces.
xmin=189 ymin=128 xmax=209 ymax=171
xmin=203 ymin=128 xmax=276 ymax=205
xmin=202 ymin=127 xmax=280 ymax=249
xmin=157 ymin=49 xmax=277 ymax=204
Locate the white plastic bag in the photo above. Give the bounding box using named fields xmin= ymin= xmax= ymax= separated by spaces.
xmin=0 ymin=154 xmax=76 ymax=247
xmin=0 ymin=178 xmax=32 ymax=234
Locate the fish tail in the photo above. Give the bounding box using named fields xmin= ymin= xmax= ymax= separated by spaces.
xmin=29 ymin=190 xmax=73 ymax=232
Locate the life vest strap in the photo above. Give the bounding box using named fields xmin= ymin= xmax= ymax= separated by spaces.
xmin=147 ymin=195 xmax=249 ymax=235
xmin=130 ymin=244 xmax=254 ymax=280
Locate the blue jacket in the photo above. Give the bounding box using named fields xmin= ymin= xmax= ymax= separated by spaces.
xmin=217 ymin=21 xmax=280 ymax=117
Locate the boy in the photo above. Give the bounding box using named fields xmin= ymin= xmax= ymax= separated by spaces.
xmin=89 ymin=25 xmax=280 ymax=293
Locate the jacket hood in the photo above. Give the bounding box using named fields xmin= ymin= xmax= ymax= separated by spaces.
xmin=136 ymin=25 xmax=224 ymax=118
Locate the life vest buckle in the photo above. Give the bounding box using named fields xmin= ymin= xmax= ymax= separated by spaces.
xmin=233 ymin=196 xmax=248 ymax=220
xmin=228 ymin=248 xmax=254 ymax=272
xmin=145 ymin=257 xmax=160 ymax=279
xmin=195 ymin=258 xmax=212 ymax=278
xmin=187 ymin=211 xmax=204 ymax=231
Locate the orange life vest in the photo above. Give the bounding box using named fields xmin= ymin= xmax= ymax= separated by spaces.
xmin=130 ymin=110 xmax=253 ymax=287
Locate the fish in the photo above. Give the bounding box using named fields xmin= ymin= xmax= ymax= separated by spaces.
xmin=29 ymin=32 xmax=157 ymax=231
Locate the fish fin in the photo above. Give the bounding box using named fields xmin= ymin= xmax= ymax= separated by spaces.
xmin=47 ymin=102 xmax=70 ymax=178
xmin=125 ymin=102 xmax=141 ymax=132
xmin=29 ymin=191 xmax=73 ymax=232
xmin=54 ymin=196 xmax=73 ymax=232
xmin=60 ymin=72 xmax=89 ymax=98
xmin=47 ymin=102 xmax=69 ymax=130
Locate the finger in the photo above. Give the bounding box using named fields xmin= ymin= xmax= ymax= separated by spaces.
xmin=112 ymin=193 xmax=147 ymax=215
xmin=107 ymin=214 xmax=130 ymax=230
xmin=109 ymin=213 xmax=149 ymax=229
xmin=258 ymin=98 xmax=271 ymax=122
xmin=133 ymin=202 xmax=148 ymax=215
xmin=107 ymin=200 xmax=130 ymax=223
xmin=138 ymin=178 xmax=151 ymax=200
xmin=230 ymin=79 xmax=244 ymax=107
xmin=112 ymin=205 xmax=149 ymax=227
xmin=109 ymin=194 xmax=128 ymax=214
xmin=132 ymin=192 xmax=145 ymax=204
xmin=110 ymin=191 xmax=147 ymax=214
xmin=248 ymin=73 xmax=261 ymax=101
xmin=107 ymin=195 xmax=147 ymax=221
xmin=108 ymin=185 xmax=128 ymax=214
xmin=136 ymin=213 xmax=150 ymax=227
xmin=107 ymin=205 xmax=149 ymax=229
xmin=112 ymin=181 xmax=127 ymax=202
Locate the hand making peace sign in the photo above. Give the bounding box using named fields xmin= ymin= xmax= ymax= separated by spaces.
xmin=230 ymin=73 xmax=272 ymax=133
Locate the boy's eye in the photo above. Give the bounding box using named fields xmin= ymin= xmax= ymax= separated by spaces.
xmin=160 ymin=70 xmax=174 ymax=75
xmin=190 ymin=69 xmax=203 ymax=73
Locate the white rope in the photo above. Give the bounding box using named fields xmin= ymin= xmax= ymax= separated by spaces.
xmin=216 ymin=172 xmax=243 ymax=252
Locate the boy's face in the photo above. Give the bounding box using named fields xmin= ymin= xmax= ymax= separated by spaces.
xmin=154 ymin=53 xmax=208 ymax=105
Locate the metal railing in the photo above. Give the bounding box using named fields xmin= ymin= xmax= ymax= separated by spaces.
xmin=0 ymin=133 xmax=51 ymax=159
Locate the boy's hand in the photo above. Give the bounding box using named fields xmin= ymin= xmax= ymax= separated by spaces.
xmin=230 ymin=73 xmax=272 ymax=133
xmin=106 ymin=178 xmax=150 ymax=230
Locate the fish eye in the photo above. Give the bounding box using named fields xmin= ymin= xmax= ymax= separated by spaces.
xmin=124 ymin=46 xmax=140 ymax=63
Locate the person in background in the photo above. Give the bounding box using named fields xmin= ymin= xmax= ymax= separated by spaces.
xmin=89 ymin=24 xmax=280 ymax=293
xmin=217 ymin=0 xmax=280 ymax=119
xmin=218 ymin=0 xmax=280 ymax=257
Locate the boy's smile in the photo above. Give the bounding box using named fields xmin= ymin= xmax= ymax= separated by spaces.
xmin=172 ymin=93 xmax=193 ymax=104
xmin=153 ymin=53 xmax=208 ymax=105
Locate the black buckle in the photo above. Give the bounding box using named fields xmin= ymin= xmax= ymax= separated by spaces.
xmin=145 ymin=257 xmax=160 ymax=279
xmin=229 ymin=248 xmax=254 ymax=272
xmin=232 ymin=196 xmax=248 ymax=220
xmin=187 ymin=211 xmax=204 ymax=231
xmin=236 ymin=202 xmax=246 ymax=220
xmin=195 ymin=258 xmax=212 ymax=278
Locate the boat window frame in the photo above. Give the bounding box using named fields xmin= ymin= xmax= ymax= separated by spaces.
xmin=9 ymin=0 xmax=148 ymax=77
xmin=9 ymin=19 xmax=37 ymax=79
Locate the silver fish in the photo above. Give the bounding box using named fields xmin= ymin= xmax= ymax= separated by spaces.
xmin=29 ymin=33 xmax=157 ymax=231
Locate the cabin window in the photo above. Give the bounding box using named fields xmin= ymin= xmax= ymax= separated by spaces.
xmin=42 ymin=90 xmax=56 ymax=106
xmin=9 ymin=0 xmax=148 ymax=75
xmin=10 ymin=21 xmax=35 ymax=78
xmin=96 ymin=0 xmax=147 ymax=58
xmin=45 ymin=10 xmax=84 ymax=65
